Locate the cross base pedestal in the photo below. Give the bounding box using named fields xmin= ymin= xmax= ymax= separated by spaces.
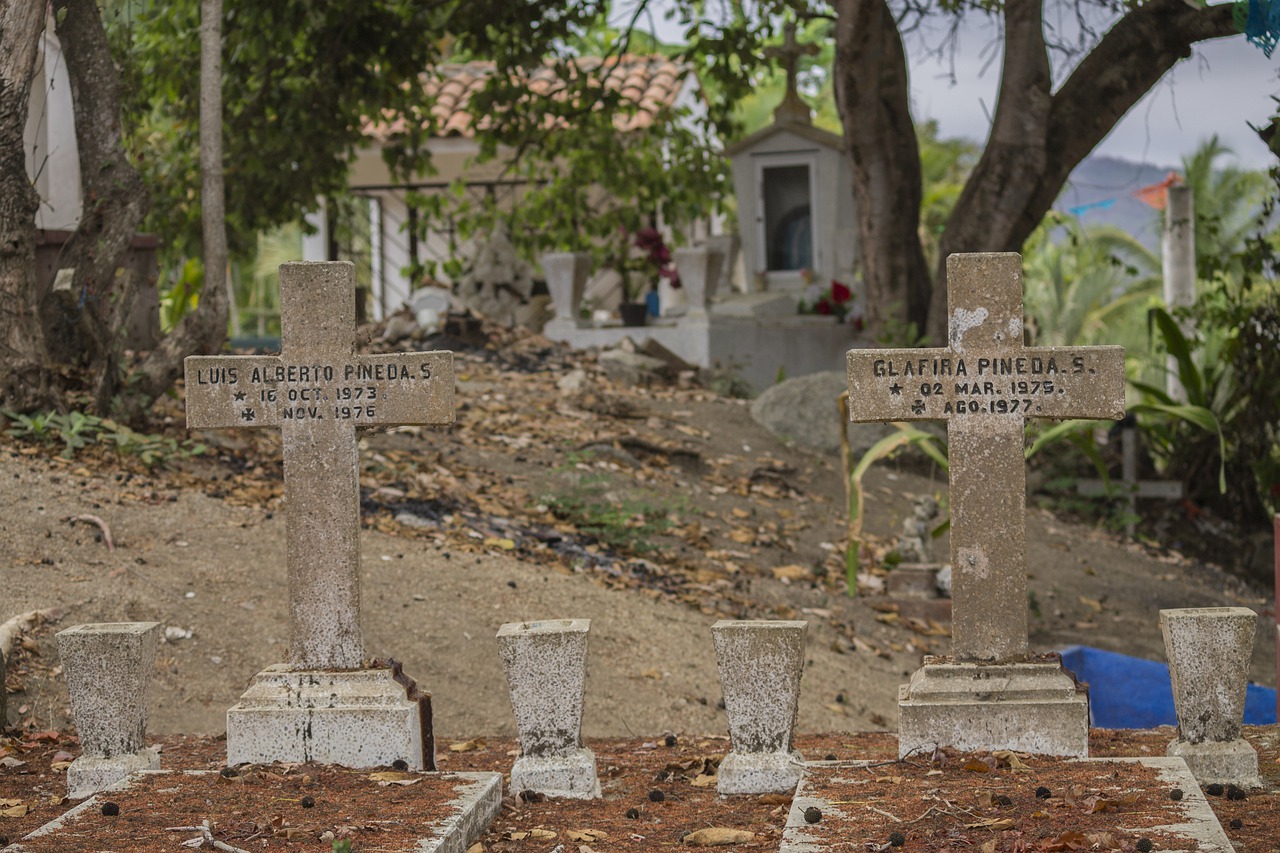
xmin=897 ymin=659 xmax=1089 ymax=758
xmin=510 ymin=748 xmax=601 ymax=799
xmin=716 ymin=749 xmax=805 ymax=795
xmin=67 ymin=748 xmax=160 ymax=799
xmin=1167 ymin=737 xmax=1262 ymax=788
xmin=226 ymin=665 xmax=430 ymax=769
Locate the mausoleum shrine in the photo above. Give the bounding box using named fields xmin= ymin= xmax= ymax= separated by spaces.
xmin=724 ymin=22 xmax=859 ymax=301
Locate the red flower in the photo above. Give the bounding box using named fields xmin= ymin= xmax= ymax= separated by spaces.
xmin=831 ymin=280 xmax=852 ymax=303
xmin=815 ymin=299 xmax=833 ymax=315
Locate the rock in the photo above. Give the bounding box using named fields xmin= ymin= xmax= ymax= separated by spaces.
xmin=750 ymin=370 xmax=943 ymax=457
xmin=598 ymin=349 xmax=668 ymax=387
xmin=557 ymin=369 xmax=589 ymax=394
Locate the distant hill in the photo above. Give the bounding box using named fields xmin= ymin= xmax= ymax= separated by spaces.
xmin=1053 ymin=156 xmax=1176 ymax=251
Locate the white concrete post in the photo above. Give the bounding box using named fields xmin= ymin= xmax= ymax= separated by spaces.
xmin=496 ymin=619 xmax=599 ymax=798
xmin=56 ymin=622 xmax=162 ymax=798
xmin=542 ymin=252 xmax=592 ymax=325
xmin=675 ymin=247 xmax=724 ymax=322
xmin=712 ymin=620 xmax=807 ymax=794
xmin=1161 ymin=607 xmax=1262 ymax=787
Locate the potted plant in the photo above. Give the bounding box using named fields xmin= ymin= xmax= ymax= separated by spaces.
xmin=611 ymin=227 xmax=679 ymax=326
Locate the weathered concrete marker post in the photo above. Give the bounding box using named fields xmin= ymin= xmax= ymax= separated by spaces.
xmin=848 ymin=253 xmax=1125 ymax=756
xmin=186 ymin=261 xmax=454 ymax=768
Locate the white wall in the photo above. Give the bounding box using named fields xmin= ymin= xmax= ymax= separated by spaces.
xmin=26 ymin=28 xmax=81 ymax=231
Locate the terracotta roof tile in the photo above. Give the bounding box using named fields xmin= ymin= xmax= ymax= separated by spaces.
xmin=366 ymin=55 xmax=689 ymax=141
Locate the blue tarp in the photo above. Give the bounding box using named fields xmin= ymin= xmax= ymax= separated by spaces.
xmin=1059 ymin=645 xmax=1278 ymax=729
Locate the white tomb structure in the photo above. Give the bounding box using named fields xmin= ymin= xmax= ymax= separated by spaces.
xmin=542 ymin=28 xmax=862 ymax=392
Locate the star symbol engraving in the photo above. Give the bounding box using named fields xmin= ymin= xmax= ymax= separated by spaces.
xmin=889 ymin=383 xmax=902 ymax=396
xmin=911 ymin=399 xmax=926 ymax=415
xmin=240 ymin=408 xmax=256 ymax=422
xmin=233 ymin=390 xmax=247 ymax=402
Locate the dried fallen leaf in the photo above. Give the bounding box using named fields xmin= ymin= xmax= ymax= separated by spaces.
xmin=683 ymin=827 xmax=755 ymax=846
xmin=449 ymin=738 xmax=486 ymax=753
xmin=962 ymin=757 xmax=993 ymax=773
xmin=757 ymin=793 xmax=790 ymax=805
xmin=964 ymin=817 xmax=1015 ymax=830
xmin=992 ymin=750 xmax=1031 ymax=771
xmin=368 ymin=771 xmax=420 ymax=786
xmin=691 ymin=773 xmax=718 ymax=787
xmin=770 ymin=564 xmax=810 ymax=581
xmin=482 ymin=537 xmax=516 ymax=550
xmin=0 ymin=799 xmax=28 ymax=818
xmin=1041 ymin=830 xmax=1090 ymax=851
xmin=567 ymin=829 xmax=609 ymax=842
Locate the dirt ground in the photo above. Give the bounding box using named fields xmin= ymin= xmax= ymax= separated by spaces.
xmin=0 ymin=327 xmax=1274 ymax=743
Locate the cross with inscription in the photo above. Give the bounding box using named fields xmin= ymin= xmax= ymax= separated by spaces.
xmin=848 ymin=253 xmax=1125 ymax=662
xmin=185 ymin=262 xmax=454 ymax=671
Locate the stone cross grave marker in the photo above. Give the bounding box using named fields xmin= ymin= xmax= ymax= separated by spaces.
xmin=848 ymin=253 xmax=1124 ymax=662
xmin=186 ymin=261 xmax=454 ymax=670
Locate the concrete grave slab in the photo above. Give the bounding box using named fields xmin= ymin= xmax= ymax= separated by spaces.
xmin=780 ymin=756 xmax=1233 ymax=852
xmin=848 ymin=252 xmax=1124 ymax=757
xmin=496 ymin=619 xmax=599 ymax=799
xmin=10 ymin=769 xmax=502 ymax=853
xmin=185 ymin=261 xmax=454 ymax=768
xmin=712 ymin=620 xmax=807 ymax=794
xmin=55 ymin=622 xmax=161 ymax=798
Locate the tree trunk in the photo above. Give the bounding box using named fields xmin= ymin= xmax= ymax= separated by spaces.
xmin=120 ymin=0 xmax=228 ymax=420
xmin=199 ymin=0 xmax=229 ymax=350
xmin=832 ymin=0 xmax=932 ymax=342
xmin=51 ymin=0 xmax=150 ymax=413
xmin=0 ymin=2 xmax=53 ymax=411
xmin=928 ymin=0 xmax=1237 ymax=343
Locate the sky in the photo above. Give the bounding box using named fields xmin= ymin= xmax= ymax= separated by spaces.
xmin=626 ymin=4 xmax=1280 ymax=171
xmin=903 ymin=16 xmax=1280 ymax=171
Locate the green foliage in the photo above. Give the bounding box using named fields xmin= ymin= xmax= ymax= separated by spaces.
xmin=1022 ymin=213 xmax=1160 ymax=354
xmin=113 ymin=0 xmax=606 ymax=264
xmin=874 ymin=311 xmax=930 ymax=348
xmin=542 ymin=452 xmax=678 ymax=553
xmin=409 ymin=59 xmax=727 ymax=271
xmin=158 ymin=258 xmax=204 ymax=334
xmin=1 ymin=410 xmax=205 ymax=467
xmin=838 ymin=392 xmax=948 ymax=597
xmin=918 ymin=120 xmax=979 ymax=271
xmin=1132 ymin=290 xmax=1280 ymax=520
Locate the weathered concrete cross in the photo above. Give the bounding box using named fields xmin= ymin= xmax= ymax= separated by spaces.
xmin=185 ymin=262 xmax=454 ymax=670
xmin=848 ymin=253 xmax=1124 ymax=662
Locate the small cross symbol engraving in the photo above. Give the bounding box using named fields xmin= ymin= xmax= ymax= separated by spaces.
xmin=186 ymin=262 xmax=454 ymax=671
xmin=847 ymin=254 xmax=1124 ymax=662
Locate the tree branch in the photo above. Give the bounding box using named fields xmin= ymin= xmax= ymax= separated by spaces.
xmin=931 ymin=0 xmax=1238 ymax=342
